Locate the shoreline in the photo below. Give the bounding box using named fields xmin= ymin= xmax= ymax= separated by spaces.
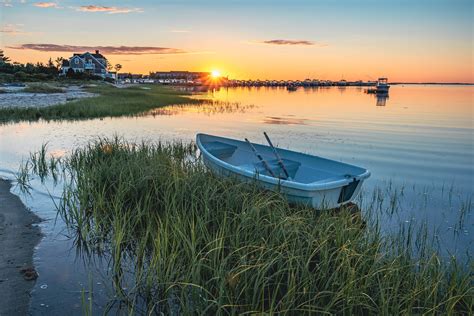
xmin=0 ymin=179 xmax=42 ymax=315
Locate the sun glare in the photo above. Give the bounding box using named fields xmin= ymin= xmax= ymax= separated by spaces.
xmin=211 ymin=70 xmax=221 ymax=78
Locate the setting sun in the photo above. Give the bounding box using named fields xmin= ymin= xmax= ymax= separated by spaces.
xmin=211 ymin=70 xmax=221 ymax=78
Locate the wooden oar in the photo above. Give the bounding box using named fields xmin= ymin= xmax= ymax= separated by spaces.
xmin=264 ymin=132 xmax=290 ymax=179
xmin=245 ymin=138 xmax=276 ymax=178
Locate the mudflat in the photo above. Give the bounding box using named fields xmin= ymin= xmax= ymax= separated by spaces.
xmin=0 ymin=179 xmax=42 ymax=316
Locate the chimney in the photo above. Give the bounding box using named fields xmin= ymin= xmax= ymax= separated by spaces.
xmin=95 ymin=50 xmax=99 ymax=55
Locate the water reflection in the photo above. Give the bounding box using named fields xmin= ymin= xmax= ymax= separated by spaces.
xmin=262 ymin=116 xmax=308 ymax=125
xmin=173 ymin=85 xmax=223 ymax=93
xmin=337 ymin=86 xmax=347 ymax=93
xmin=376 ymin=94 xmax=389 ymax=106
xmin=143 ymin=101 xmax=256 ymax=117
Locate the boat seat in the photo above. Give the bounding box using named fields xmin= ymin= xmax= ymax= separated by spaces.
xmin=204 ymin=141 xmax=237 ymax=159
xmin=241 ymin=159 xmax=301 ymax=179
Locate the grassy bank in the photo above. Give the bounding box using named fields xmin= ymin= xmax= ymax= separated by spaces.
xmin=0 ymin=84 xmax=199 ymax=123
xmin=21 ymin=138 xmax=472 ymax=314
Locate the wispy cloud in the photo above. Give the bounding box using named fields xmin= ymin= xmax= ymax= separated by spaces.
xmin=0 ymin=24 xmax=21 ymax=33
xmin=1 ymin=0 xmax=13 ymax=7
xmin=33 ymin=2 xmax=58 ymax=8
xmin=8 ymin=44 xmax=187 ymax=55
xmin=77 ymin=5 xmax=143 ymax=14
xmin=257 ymin=39 xmax=316 ymax=46
xmin=0 ymin=23 xmax=30 ymax=36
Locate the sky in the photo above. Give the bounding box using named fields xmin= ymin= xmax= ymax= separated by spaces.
xmin=0 ymin=0 xmax=473 ymax=82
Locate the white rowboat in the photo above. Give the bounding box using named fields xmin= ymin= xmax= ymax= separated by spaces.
xmin=196 ymin=133 xmax=371 ymax=209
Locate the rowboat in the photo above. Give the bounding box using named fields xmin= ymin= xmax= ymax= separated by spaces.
xmin=196 ymin=133 xmax=371 ymax=209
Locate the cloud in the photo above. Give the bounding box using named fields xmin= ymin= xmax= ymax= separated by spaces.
xmin=8 ymin=44 xmax=187 ymax=55
xmin=1 ymin=0 xmax=13 ymax=7
xmin=0 ymin=23 xmax=30 ymax=36
xmin=0 ymin=24 xmax=21 ymax=33
xmin=33 ymin=2 xmax=58 ymax=8
xmin=258 ymin=39 xmax=316 ymax=46
xmin=77 ymin=5 xmax=142 ymax=14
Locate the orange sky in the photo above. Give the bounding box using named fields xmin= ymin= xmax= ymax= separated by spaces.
xmin=1 ymin=0 xmax=473 ymax=82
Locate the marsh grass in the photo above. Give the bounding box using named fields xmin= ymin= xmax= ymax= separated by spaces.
xmin=0 ymin=84 xmax=200 ymax=123
xmin=23 ymin=138 xmax=473 ymax=314
xmin=23 ymin=82 xmax=64 ymax=94
xmin=144 ymin=100 xmax=256 ymax=117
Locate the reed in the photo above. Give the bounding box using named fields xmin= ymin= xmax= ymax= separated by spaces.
xmin=22 ymin=138 xmax=473 ymax=314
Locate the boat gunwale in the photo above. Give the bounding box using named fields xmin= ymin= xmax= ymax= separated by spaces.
xmin=196 ymin=133 xmax=371 ymax=191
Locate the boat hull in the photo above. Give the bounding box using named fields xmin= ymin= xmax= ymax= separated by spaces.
xmin=197 ymin=134 xmax=370 ymax=209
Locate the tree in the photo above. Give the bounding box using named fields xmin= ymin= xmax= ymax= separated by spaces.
xmin=55 ymin=57 xmax=64 ymax=70
xmin=106 ymin=61 xmax=113 ymax=72
xmin=47 ymin=58 xmax=55 ymax=69
xmin=114 ymin=64 xmax=122 ymax=73
xmin=0 ymin=49 xmax=11 ymax=64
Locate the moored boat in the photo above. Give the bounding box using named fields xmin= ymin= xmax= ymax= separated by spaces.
xmin=375 ymin=77 xmax=390 ymax=94
xmin=196 ymin=133 xmax=370 ymax=209
xmin=365 ymin=77 xmax=390 ymax=95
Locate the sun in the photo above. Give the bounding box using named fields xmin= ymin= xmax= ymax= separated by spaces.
xmin=211 ymin=70 xmax=221 ymax=78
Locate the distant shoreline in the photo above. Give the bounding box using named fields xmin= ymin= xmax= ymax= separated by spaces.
xmin=390 ymin=82 xmax=473 ymax=85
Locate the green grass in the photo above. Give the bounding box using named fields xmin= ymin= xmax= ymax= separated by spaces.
xmin=21 ymin=138 xmax=473 ymax=315
xmin=0 ymin=84 xmax=199 ymax=123
xmin=22 ymin=82 xmax=65 ymax=94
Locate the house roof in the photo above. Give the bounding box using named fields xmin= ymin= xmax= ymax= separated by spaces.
xmin=82 ymin=52 xmax=107 ymax=60
xmin=91 ymin=53 xmax=106 ymax=59
xmin=72 ymin=52 xmax=107 ymax=60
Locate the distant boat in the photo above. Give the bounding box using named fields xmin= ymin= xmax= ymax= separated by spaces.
xmin=338 ymin=79 xmax=347 ymax=86
xmin=196 ymin=133 xmax=370 ymax=209
xmin=375 ymin=77 xmax=390 ymax=94
xmin=366 ymin=77 xmax=390 ymax=94
xmin=287 ymin=85 xmax=297 ymax=91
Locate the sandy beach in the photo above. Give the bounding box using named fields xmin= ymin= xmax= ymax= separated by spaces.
xmin=0 ymin=179 xmax=42 ymax=316
xmin=0 ymin=85 xmax=97 ymax=109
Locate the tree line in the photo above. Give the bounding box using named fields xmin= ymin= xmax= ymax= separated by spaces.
xmin=0 ymin=49 xmax=123 ymax=82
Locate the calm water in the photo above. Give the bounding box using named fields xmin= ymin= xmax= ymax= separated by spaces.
xmin=0 ymin=85 xmax=472 ymax=314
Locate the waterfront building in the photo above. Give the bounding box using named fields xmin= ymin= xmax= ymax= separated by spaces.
xmin=60 ymin=50 xmax=114 ymax=79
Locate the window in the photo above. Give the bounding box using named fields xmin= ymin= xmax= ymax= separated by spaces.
xmin=74 ymin=58 xmax=79 ymax=65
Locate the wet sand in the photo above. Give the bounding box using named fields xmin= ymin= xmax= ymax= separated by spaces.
xmin=0 ymin=179 xmax=42 ymax=316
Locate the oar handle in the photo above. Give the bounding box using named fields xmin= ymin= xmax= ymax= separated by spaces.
xmin=263 ymin=132 xmax=290 ymax=179
xmin=264 ymin=132 xmax=275 ymax=148
xmin=245 ymin=138 xmax=276 ymax=178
